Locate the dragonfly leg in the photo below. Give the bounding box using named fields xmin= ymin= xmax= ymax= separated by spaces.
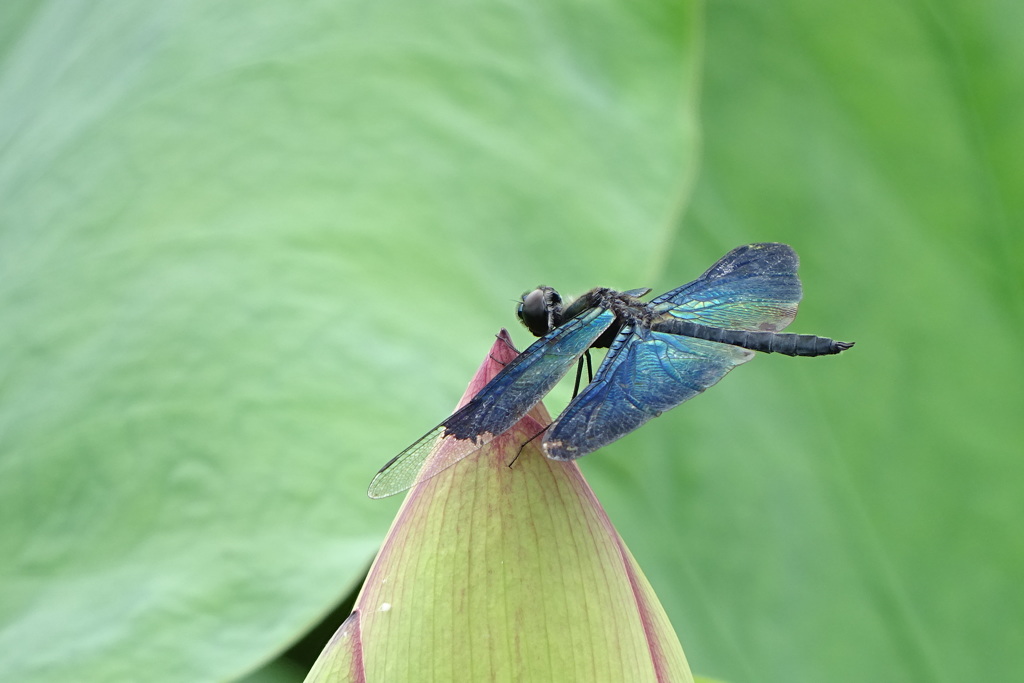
xmin=509 ymin=425 xmax=550 ymax=468
xmin=569 ymin=350 xmax=596 ymax=399
xmin=571 ymin=356 xmax=585 ymax=399
xmin=489 ymin=332 xmax=520 ymax=366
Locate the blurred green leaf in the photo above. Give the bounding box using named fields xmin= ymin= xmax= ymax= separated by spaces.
xmin=238 ymin=659 xmax=306 ymax=683
xmin=0 ymin=1 xmax=697 ymax=681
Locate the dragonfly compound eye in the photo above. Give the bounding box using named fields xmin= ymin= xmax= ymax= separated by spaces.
xmin=517 ymin=287 xmax=561 ymax=337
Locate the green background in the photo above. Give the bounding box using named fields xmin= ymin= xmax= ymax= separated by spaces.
xmin=1 ymin=1 xmax=1020 ymax=681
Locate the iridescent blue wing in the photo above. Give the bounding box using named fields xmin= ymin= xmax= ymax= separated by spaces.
xmin=543 ymin=324 xmax=753 ymax=460
xmin=543 ymin=243 xmax=804 ymax=459
xmin=653 ymin=242 xmax=802 ymax=332
xmin=368 ymin=307 xmax=616 ymax=498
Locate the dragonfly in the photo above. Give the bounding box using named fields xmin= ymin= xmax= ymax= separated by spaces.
xmin=368 ymin=243 xmax=853 ymax=498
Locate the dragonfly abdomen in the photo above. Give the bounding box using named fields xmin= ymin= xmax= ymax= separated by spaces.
xmin=654 ymin=320 xmax=854 ymax=357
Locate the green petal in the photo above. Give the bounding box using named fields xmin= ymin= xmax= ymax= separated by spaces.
xmin=306 ymin=612 xmax=365 ymax=683
xmin=309 ymin=331 xmax=691 ymax=682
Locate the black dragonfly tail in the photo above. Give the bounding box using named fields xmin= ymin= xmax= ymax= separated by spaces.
xmin=654 ymin=320 xmax=854 ymax=357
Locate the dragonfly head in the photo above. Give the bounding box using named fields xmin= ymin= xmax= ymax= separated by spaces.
xmin=517 ymin=286 xmax=563 ymax=337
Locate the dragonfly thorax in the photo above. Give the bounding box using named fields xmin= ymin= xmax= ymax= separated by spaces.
xmin=517 ymin=286 xmax=654 ymax=349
